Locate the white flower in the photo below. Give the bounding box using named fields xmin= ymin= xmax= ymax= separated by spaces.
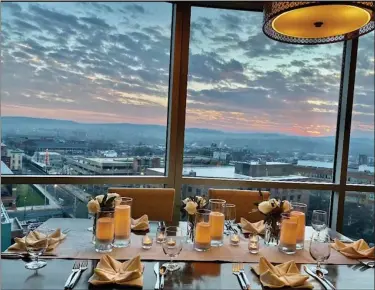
xmin=107 ymin=193 xmax=119 ymax=199
xmin=185 ymin=201 xmax=198 ymax=215
xmin=196 ymin=196 xmax=203 ymax=201
xmin=87 ymin=199 xmax=100 ymax=214
xmin=183 ymin=198 xmax=191 ymax=205
xmin=258 ymin=200 xmax=273 ymax=215
xmin=269 ymin=199 xmax=280 ymax=209
xmin=282 ymin=200 xmax=292 ymax=212
xmin=95 ymin=195 xmax=105 ymax=204
xmin=199 ymin=198 xmax=207 ymax=208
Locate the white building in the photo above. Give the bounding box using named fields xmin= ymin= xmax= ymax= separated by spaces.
xmin=7 ymin=149 xmax=23 ymax=171
xmin=32 ymin=151 xmax=63 ymax=167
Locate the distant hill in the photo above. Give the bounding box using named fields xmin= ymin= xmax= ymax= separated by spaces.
xmin=1 ymin=116 xmax=373 ymax=155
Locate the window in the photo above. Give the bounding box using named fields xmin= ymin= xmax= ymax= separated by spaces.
xmin=348 ymin=32 xmax=374 ymax=185
xmin=183 ymin=7 xmax=343 ymax=182
xmin=297 ymin=195 xmax=302 ymax=201
xmin=188 ymin=186 xmax=192 ymax=193
xmin=1 ymin=2 xmax=172 ymax=176
xmin=290 ymin=195 xmax=294 ymax=201
xmin=343 ymin=192 xmax=374 ymax=245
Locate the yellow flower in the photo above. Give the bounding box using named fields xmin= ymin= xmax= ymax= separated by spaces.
xmin=185 ymin=201 xmax=198 ymax=215
xmin=87 ymin=199 xmax=100 ymax=214
xmin=258 ymin=201 xmax=273 ymax=214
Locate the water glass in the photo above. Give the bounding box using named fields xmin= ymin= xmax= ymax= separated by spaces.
xmin=309 ymin=232 xmax=331 ymax=275
xmin=311 ymin=210 xmax=328 ymax=233
xmin=114 ymin=197 xmax=133 ymax=248
xmin=248 ymin=233 xmax=259 ymax=254
xmin=209 ymin=199 xmax=226 ymax=247
xmin=290 ymin=202 xmax=307 ymax=250
xmin=278 ymin=213 xmax=297 ymax=254
xmin=24 ymin=225 xmax=52 ymax=270
xmin=225 ymin=204 xmax=236 ymax=234
xmin=95 ymin=209 xmax=115 ymax=253
xmin=194 ymin=209 xmax=211 ymax=252
xmin=162 ymin=226 xmax=184 ymax=272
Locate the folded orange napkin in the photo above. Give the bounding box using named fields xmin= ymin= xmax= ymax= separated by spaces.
xmin=252 ymin=257 xmax=313 ymax=288
xmin=7 ymin=228 xmax=66 ymax=253
xmin=131 ymin=215 xmax=149 ymax=231
xmin=239 ymin=218 xmax=265 ymax=234
xmin=89 ymin=255 xmax=143 ymax=287
xmin=331 ymin=239 xmax=375 ymax=259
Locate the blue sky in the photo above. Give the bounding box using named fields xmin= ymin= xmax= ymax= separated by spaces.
xmin=1 ymin=2 xmax=374 ymax=138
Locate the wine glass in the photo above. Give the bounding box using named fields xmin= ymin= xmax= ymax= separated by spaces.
xmin=311 ymin=210 xmax=328 ymax=233
xmin=24 ymin=225 xmax=52 ymax=270
xmin=309 ymin=232 xmax=331 ymax=275
xmin=162 ymin=226 xmax=184 ymax=272
xmin=225 ymin=204 xmax=236 ymax=232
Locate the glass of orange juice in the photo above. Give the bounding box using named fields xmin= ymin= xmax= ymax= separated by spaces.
xmin=95 ymin=209 xmax=115 ymax=253
xmin=208 ymin=199 xmax=226 ymax=247
xmin=194 ymin=209 xmax=211 ymax=252
xmin=114 ymin=197 xmax=133 ymax=248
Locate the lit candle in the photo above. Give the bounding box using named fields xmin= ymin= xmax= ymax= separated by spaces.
xmin=290 ymin=211 xmax=305 ymax=244
xmin=248 ymin=233 xmax=259 ymax=254
xmin=195 ymin=222 xmax=211 ymax=245
xmin=280 ymin=217 xmax=298 ymax=246
xmin=230 ymin=233 xmax=240 ymax=246
xmin=142 ymin=234 xmax=153 ymax=249
xmin=209 ymin=211 xmax=225 ymax=240
xmin=156 ymin=232 xmax=165 ymax=243
xmin=167 ymin=238 xmax=176 ymax=246
xmin=114 ymin=204 xmax=131 ymax=240
xmin=96 ymin=217 xmax=115 ymax=241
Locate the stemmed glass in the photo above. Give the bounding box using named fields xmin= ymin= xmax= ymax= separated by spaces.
xmin=24 ymin=225 xmax=52 ymax=270
xmin=225 ymin=204 xmax=236 ymax=234
xmin=309 ymin=232 xmax=331 ymax=275
xmin=162 ymin=226 xmax=184 ymax=272
xmin=311 ymin=210 xmax=328 ymax=234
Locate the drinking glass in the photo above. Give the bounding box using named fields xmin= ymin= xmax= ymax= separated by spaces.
xmin=209 ymin=199 xmax=226 ymax=247
xmin=162 ymin=226 xmax=184 ymax=272
xmin=311 ymin=210 xmax=328 ymax=233
xmin=309 ymin=232 xmax=331 ymax=275
xmin=24 ymin=225 xmax=52 ymax=270
xmin=290 ymin=202 xmax=307 ymax=250
xmin=114 ymin=197 xmax=133 ymax=248
xmin=278 ymin=213 xmax=297 ymax=254
xmin=95 ymin=209 xmax=115 ymax=253
xmin=194 ymin=209 xmax=211 ymax=252
xmin=225 ymin=204 xmax=236 ymax=234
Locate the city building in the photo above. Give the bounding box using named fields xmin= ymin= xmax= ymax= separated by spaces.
xmin=32 ymin=151 xmax=63 ymax=168
xmin=235 ymin=161 xmax=294 ymax=177
xmin=1 ymin=142 xmax=11 ymax=168
xmin=1 ymin=161 xmax=16 ymax=208
xmin=67 ymin=157 xmax=134 ymax=175
xmin=7 ymin=149 xmax=23 ymax=172
xmin=358 ymin=154 xmax=368 ymax=165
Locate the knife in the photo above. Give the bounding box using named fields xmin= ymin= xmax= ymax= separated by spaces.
xmin=303 ymin=266 xmax=331 ymax=290
xmin=154 ymin=262 xmax=160 ymax=290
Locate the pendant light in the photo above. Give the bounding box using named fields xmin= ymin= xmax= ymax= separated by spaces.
xmin=263 ymin=1 xmax=375 ymax=44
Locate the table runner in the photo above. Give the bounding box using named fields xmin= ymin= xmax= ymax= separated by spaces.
xmin=31 ymin=218 xmax=358 ymax=264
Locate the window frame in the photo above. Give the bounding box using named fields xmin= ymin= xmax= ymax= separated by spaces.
xmin=1 ymin=2 xmax=374 ymax=232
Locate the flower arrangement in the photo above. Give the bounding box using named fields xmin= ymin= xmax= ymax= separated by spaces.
xmin=180 ymin=195 xmax=208 ymax=243
xmin=87 ymin=193 xmax=120 ymax=214
xmin=255 ymin=196 xmax=292 ymax=246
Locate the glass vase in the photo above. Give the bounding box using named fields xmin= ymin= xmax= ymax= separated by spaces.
xmin=194 ymin=209 xmax=211 ymax=251
xmin=95 ymin=209 xmax=115 ymax=253
xmin=208 ymin=199 xmax=226 ymax=247
xmin=186 ymin=214 xmax=195 ymax=244
xmin=264 ymin=220 xmax=280 ymax=246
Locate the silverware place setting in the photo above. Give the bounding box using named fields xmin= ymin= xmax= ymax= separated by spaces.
xmin=64 ymin=260 xmax=88 ymax=289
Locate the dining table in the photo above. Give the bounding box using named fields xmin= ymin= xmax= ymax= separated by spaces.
xmin=1 ymin=218 xmax=374 ymax=290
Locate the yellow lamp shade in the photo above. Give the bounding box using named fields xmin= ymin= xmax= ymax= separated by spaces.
xmin=263 ymin=2 xmax=375 ymax=44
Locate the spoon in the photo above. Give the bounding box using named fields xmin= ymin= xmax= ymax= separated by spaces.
xmin=316 ymin=269 xmax=336 ymax=290
xmin=159 ymin=266 xmax=167 ymax=289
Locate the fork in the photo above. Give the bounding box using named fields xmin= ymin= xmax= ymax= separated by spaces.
xmin=68 ymin=260 xmax=89 ymax=289
xmin=238 ymin=263 xmax=251 ymax=289
xmin=359 ymin=260 xmax=375 ymax=268
xmin=64 ymin=261 xmax=80 ymax=289
xmin=232 ymin=263 xmax=247 ymax=289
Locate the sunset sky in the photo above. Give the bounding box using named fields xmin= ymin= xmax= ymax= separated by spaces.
xmin=1 ymin=2 xmax=374 ymax=137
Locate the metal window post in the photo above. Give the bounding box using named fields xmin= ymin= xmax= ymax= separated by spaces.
xmin=330 ymin=38 xmax=359 ymax=231
xmin=165 ymin=3 xmax=191 ymax=223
